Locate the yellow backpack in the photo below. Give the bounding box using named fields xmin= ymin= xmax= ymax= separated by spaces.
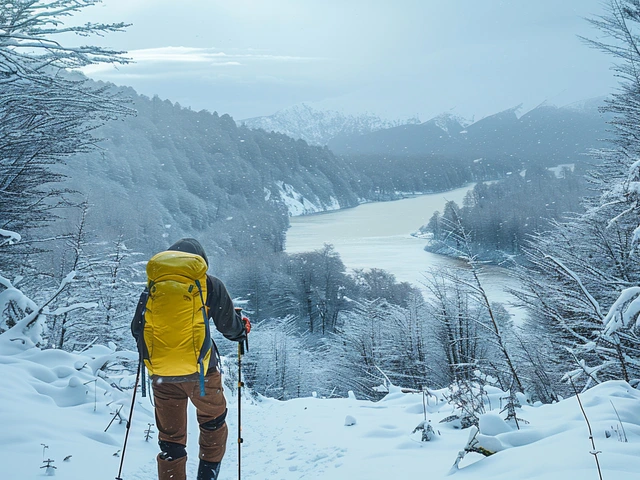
xmin=142 ymin=250 xmax=212 ymax=383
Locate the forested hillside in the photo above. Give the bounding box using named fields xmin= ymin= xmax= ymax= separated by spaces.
xmin=345 ymin=152 xmax=522 ymax=199
xmin=422 ymin=163 xmax=589 ymax=261
xmin=57 ymin=85 xmax=364 ymax=258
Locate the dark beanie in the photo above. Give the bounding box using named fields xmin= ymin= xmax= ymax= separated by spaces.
xmin=167 ymin=238 xmax=209 ymax=266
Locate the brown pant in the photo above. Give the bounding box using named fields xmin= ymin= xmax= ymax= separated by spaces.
xmin=153 ymin=371 xmax=228 ymax=463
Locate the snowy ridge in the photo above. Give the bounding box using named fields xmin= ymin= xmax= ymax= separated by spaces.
xmin=2 ymin=338 xmax=640 ymax=479
xmin=560 ymin=96 xmax=607 ymax=113
xmin=239 ymin=103 xmax=419 ymax=146
xmin=274 ymin=181 xmax=341 ymax=216
xmin=431 ymin=112 xmax=470 ymax=134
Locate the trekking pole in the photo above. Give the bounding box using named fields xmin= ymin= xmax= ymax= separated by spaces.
xmin=238 ymin=340 xmax=244 ymax=480
xmin=235 ymin=307 xmax=249 ymax=480
xmin=115 ymin=358 xmax=142 ymax=480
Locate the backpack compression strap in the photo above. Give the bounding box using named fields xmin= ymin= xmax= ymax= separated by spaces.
xmin=195 ymin=279 xmax=212 ymax=396
xmin=138 ymin=290 xmax=150 ymax=398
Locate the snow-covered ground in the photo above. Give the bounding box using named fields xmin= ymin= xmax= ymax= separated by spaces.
xmin=2 ymin=338 xmax=640 ymax=480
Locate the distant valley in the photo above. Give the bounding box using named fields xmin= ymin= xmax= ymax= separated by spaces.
xmin=57 ymin=84 xmax=613 ymax=263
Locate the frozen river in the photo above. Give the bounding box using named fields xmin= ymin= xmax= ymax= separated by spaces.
xmin=285 ymin=185 xmax=524 ymax=319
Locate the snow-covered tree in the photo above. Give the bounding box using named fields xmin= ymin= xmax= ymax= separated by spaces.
xmin=0 ymin=265 xmax=96 ymax=350
xmin=512 ymin=220 xmax=640 ymax=391
xmin=287 ymin=245 xmax=353 ymax=335
xmin=324 ymin=296 xmax=435 ymax=398
xmin=384 ymin=291 xmax=434 ymax=388
xmin=512 ymin=0 xmax=640 ymax=393
xmin=423 ymin=268 xmax=488 ymax=385
xmin=423 ymin=211 xmax=524 ymax=391
xmin=0 ymin=0 xmax=131 ymax=269
xmin=84 ymin=235 xmax=143 ymax=348
xmin=327 ymin=299 xmax=391 ymax=399
xmin=241 ymin=315 xmax=317 ymax=400
xmin=352 ymin=267 xmax=417 ymax=307
xmin=48 ymin=201 xmax=92 ymax=349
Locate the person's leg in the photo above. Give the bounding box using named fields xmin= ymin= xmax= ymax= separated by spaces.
xmin=196 ymin=459 xmax=221 ymax=480
xmin=157 ymin=453 xmax=187 ymax=480
xmin=188 ymin=371 xmax=228 ymax=480
xmin=153 ymin=379 xmax=189 ymax=480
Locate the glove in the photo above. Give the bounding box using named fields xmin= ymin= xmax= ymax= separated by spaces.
xmin=235 ymin=307 xmax=251 ymax=334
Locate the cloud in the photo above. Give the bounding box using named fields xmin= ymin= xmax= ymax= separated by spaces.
xmin=84 ymin=46 xmax=319 ymax=69
xmin=80 ymin=46 xmax=325 ymax=84
xmin=129 ymin=46 xmax=228 ymax=63
xmin=128 ymin=46 xmax=319 ymax=63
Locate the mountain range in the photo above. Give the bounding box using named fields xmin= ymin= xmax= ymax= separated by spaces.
xmin=328 ymin=98 xmax=612 ymax=165
xmin=239 ymin=103 xmax=420 ymax=146
xmin=240 ymin=99 xmax=612 ymax=167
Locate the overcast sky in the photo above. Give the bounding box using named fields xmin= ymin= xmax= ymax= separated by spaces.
xmin=77 ymin=0 xmax=617 ymax=122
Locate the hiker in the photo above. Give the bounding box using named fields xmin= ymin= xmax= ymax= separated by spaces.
xmin=131 ymin=238 xmax=250 ymax=480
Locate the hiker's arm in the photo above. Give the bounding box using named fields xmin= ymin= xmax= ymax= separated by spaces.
xmin=131 ymin=290 xmax=148 ymax=341
xmin=207 ymin=276 xmax=246 ymax=342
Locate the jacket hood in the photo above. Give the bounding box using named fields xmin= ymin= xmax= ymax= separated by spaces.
xmin=167 ymin=238 xmax=209 ymax=266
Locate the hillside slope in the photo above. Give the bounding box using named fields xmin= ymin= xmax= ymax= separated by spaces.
xmin=58 ymin=85 xmax=365 ymax=257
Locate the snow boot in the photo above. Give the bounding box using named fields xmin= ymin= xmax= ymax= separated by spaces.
xmin=157 ymin=453 xmax=187 ymax=480
xmin=197 ymin=459 xmax=221 ymax=480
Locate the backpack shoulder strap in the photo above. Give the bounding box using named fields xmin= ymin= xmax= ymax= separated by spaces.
xmin=195 ymin=278 xmax=213 ymax=396
xmin=204 ymin=275 xmax=221 ymax=368
xmin=132 ymin=290 xmax=150 ymax=398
